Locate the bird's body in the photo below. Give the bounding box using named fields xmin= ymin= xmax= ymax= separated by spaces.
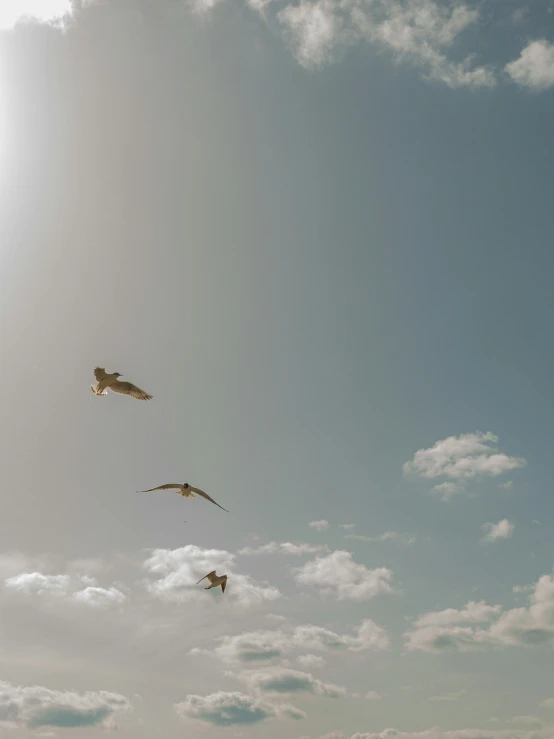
xmin=91 ymin=367 xmax=152 ymax=400
xmin=136 ymin=482 xmax=229 ymax=512
xmin=196 ymin=570 xmax=227 ymax=593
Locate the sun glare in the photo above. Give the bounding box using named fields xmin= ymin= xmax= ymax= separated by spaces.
xmin=0 ymin=0 xmax=74 ymax=31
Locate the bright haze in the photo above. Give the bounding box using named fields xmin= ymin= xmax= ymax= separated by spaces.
xmin=0 ymin=0 xmax=553 ymax=737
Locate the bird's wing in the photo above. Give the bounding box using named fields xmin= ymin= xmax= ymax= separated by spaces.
xmin=221 ymin=577 xmax=227 ymax=593
xmin=189 ymin=487 xmax=229 ymax=512
xmin=94 ymin=367 xmax=107 ymax=381
xmin=196 ymin=570 xmax=217 ymax=584
xmin=109 ymin=380 xmax=153 ymax=400
xmin=137 ymin=484 xmax=182 ymax=492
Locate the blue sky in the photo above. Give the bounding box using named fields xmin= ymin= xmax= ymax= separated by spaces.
xmin=0 ymin=0 xmax=554 ymax=737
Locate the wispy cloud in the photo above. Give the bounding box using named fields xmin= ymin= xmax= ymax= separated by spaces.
xmin=239 ymin=542 xmax=326 ymax=556
xmin=482 ymin=519 xmax=515 ymax=543
xmin=365 ymin=690 xmax=388 ymax=700
xmin=429 ymin=690 xmax=466 ymax=702
xmin=278 ymin=0 xmax=495 ymax=88
xmin=345 ymin=530 xmax=416 ymax=545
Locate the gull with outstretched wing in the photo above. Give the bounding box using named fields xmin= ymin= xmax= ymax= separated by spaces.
xmin=196 ymin=570 xmax=227 ymax=593
xmin=90 ymin=367 xmax=152 ymax=400
xmin=136 ymin=482 xmax=229 ymax=512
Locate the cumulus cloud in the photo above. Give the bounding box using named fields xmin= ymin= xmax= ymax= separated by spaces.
xmin=73 ymin=586 xmax=126 ymax=608
xmin=403 ymin=432 xmax=526 ymax=499
xmin=4 ymin=572 xmax=70 ymax=595
xmin=406 ymin=571 xmax=554 ymax=651
xmin=0 ymin=681 xmax=130 ymax=730
xmin=506 ymin=40 xmax=554 ymax=91
xmin=174 ymin=691 xmax=305 ymax=726
xmin=348 ymin=728 xmax=536 ymax=739
xmin=239 ymin=542 xmax=326 ymax=556
xmin=309 ymin=520 xmax=330 ymax=531
xmin=230 ymin=666 xmax=346 ymax=698
xmin=346 ymin=531 xmax=416 ymax=545
xmin=194 ymin=618 xmax=389 ymax=663
xmin=143 ymin=545 xmax=281 ymax=607
xmin=4 ymin=570 xmax=126 ymax=608
xmin=365 ymin=691 xmax=388 ymax=700
xmin=0 ymin=0 xmax=81 ymax=31
xmin=482 ymin=519 xmax=515 ymax=543
xmin=297 ymin=654 xmax=326 ymax=669
xmin=540 ymin=698 xmax=554 ymax=708
xmin=293 ymin=550 xmax=394 ymax=601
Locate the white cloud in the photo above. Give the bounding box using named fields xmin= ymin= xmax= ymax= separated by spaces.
xmin=309 ymin=520 xmax=330 ymax=531
xmin=365 ymin=690 xmax=388 ymax=700
xmin=406 ymin=571 xmax=554 ymax=651
xmin=429 ymin=690 xmax=466 ymax=701
xmin=278 ymin=0 xmax=495 ymax=88
xmin=239 ymin=542 xmax=326 ymax=556
xmin=506 ymin=40 xmax=554 ymax=91
xmin=4 ymin=570 xmax=126 ymax=608
xmin=346 ymin=531 xmax=416 ymax=545
xmin=431 ymin=482 xmax=461 ymax=501
xmin=174 ymin=691 xmax=305 ymax=726
xmin=404 ymin=432 xmax=526 ymax=497
xmin=195 ymin=618 xmax=389 ymax=663
xmin=507 ymin=717 xmax=543 ymax=728
xmin=297 ymin=654 xmax=326 ymax=669
xmin=540 ymin=699 xmax=554 ymax=708
xmin=482 ymin=519 xmax=515 ymax=543
xmin=293 ymin=550 xmax=394 ymax=601
xmin=340 ymin=524 xmax=355 ymax=530
xmin=0 ymin=0 xmax=76 ymax=31
xmin=230 ymin=666 xmax=346 ymax=698
xmin=499 ymin=480 xmax=513 ymax=489
xmin=143 ymin=545 xmax=281 ymax=607
xmin=279 ymin=0 xmax=346 ymax=68
xmin=0 ymin=680 xmax=130 ymax=730
xmin=415 ymin=600 xmax=502 ymax=628
xmin=4 ymin=572 xmax=70 ymax=595
xmin=73 ymin=586 xmax=126 ymax=608
xmin=348 ymin=728 xmax=543 ymax=739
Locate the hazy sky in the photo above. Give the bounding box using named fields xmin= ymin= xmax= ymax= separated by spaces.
xmin=1 ymin=0 xmax=554 ymax=737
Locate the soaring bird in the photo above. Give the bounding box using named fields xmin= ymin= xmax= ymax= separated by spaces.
xmin=197 ymin=570 xmax=227 ymax=593
xmin=136 ymin=483 xmax=229 ymax=512
xmin=90 ymin=367 xmax=152 ymax=400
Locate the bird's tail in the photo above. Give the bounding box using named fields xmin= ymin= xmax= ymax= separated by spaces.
xmin=90 ymin=384 xmax=107 ymax=396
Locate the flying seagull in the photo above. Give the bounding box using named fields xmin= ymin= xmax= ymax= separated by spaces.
xmin=136 ymin=483 xmax=229 ymax=512
xmin=196 ymin=570 xmax=227 ymax=593
xmin=90 ymin=367 xmax=152 ymax=400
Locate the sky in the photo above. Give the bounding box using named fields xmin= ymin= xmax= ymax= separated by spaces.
xmin=1 ymin=0 xmax=554 ymax=737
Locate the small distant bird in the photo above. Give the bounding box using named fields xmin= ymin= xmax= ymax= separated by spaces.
xmin=197 ymin=570 xmax=227 ymax=593
xmin=136 ymin=482 xmax=229 ymax=512
xmin=90 ymin=367 xmax=152 ymax=400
